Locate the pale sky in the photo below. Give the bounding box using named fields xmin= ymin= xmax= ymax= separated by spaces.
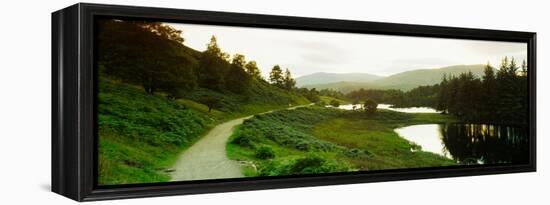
xmin=167 ymin=22 xmax=527 ymax=78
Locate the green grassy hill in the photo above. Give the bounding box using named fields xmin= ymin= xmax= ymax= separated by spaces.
xmin=97 ymin=19 xmax=316 ymax=185
xmin=98 ymin=78 xmax=309 ymax=185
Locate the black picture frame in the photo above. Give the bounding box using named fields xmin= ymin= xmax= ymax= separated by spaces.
xmin=52 ymin=3 xmax=537 ymax=201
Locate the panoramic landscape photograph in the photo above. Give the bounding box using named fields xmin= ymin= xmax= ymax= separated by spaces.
xmin=96 ymin=19 xmax=530 ymax=186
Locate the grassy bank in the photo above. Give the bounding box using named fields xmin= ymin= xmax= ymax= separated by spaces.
xmin=227 ymin=107 xmax=457 ymax=177
xmin=98 ymin=78 xmax=210 ymax=185
xmin=98 ymin=78 xmax=309 ymax=185
xmin=319 ymin=96 xmax=348 ymax=105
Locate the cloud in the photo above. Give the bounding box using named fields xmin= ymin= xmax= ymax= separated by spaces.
xmin=168 ymin=22 xmax=528 ymax=77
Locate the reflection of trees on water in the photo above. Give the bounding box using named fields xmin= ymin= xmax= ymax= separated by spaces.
xmin=440 ymin=124 xmax=529 ymax=165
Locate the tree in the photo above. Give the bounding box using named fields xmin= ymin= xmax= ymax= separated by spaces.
xmin=481 ymin=63 xmax=497 ymax=120
xmin=199 ymin=96 xmax=221 ymax=112
xmin=245 ymin=61 xmax=262 ymax=79
xmin=364 ymin=99 xmax=378 ymax=114
xmin=434 ymin=56 xmax=528 ymax=124
xmin=436 ymin=74 xmax=449 ymax=113
xmin=519 ymin=59 xmax=529 ymax=124
xmin=521 ymin=60 xmax=528 ymax=76
xmin=319 ymin=89 xmax=344 ymax=99
xmin=296 ymin=88 xmax=320 ymax=103
xmin=135 ymin=22 xmax=184 ymax=44
xmin=225 ymin=54 xmax=252 ymax=93
xmin=198 ymin=36 xmax=228 ymax=91
xmin=231 ymin=53 xmax=246 ymax=68
xmin=329 ymin=99 xmax=340 ymax=108
xmin=283 ymin=68 xmax=296 ymax=90
xmin=205 ymin=36 xmax=229 ymax=60
xmin=495 ymin=57 xmax=523 ymax=123
xmin=97 ymin=19 xmax=197 ymax=95
xmin=269 ymin=65 xmax=284 ymax=87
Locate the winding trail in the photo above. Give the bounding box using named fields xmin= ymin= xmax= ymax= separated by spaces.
xmin=170 ymin=104 xmax=312 ymax=181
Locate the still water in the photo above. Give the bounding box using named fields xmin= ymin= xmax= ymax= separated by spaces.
xmin=394 ymin=123 xmax=529 ymax=164
xmin=334 ymin=104 xmax=439 ymax=113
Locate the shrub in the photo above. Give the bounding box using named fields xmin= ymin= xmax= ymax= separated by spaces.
xmin=288 ymin=155 xmax=326 ymax=174
xmin=343 ymin=148 xmax=373 ymax=159
xmin=409 ymin=142 xmax=422 ymax=151
xmin=231 ymin=134 xmax=254 ymax=147
xmin=255 ymin=146 xmax=275 ymax=159
xmin=258 ymin=155 xmax=347 ymax=176
xmin=329 ymin=99 xmax=340 ymax=107
xmin=364 ymin=99 xmax=378 ymax=114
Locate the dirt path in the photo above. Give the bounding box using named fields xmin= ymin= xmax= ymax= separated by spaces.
xmin=170 ymin=104 xmax=312 ymax=181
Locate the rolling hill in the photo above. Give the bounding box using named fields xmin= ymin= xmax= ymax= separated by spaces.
xmin=295 ymin=72 xmax=381 ymax=87
xmin=302 ymin=64 xmax=485 ymax=93
xmin=96 ymin=19 xmax=312 ymax=185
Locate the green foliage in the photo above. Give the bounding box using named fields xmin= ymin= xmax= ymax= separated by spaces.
xmin=245 ymin=61 xmax=262 ymax=80
xmin=98 ymin=76 xmax=308 ymax=184
xmin=364 ymin=99 xmax=378 ymax=114
xmin=96 ymin=21 xmax=317 ymax=184
xmin=319 ymin=96 xmax=347 ymax=106
xmin=329 ymin=99 xmax=340 ymax=107
xmin=255 ymin=146 xmax=276 ymax=159
xmin=198 ymin=50 xmax=227 ymax=91
xmin=259 ymin=155 xmax=346 ymax=176
xmin=182 ymin=79 xmax=308 ymax=114
xmin=98 ymin=78 xmax=210 ymax=185
xmin=227 ymin=107 xmax=456 ymax=177
xmin=437 ymin=57 xmax=528 ymax=124
xmin=226 ymin=54 xmax=252 ymax=94
xmin=230 ymin=129 xmax=256 ymax=148
xmin=313 ymin=113 xmax=456 ymax=170
xmin=97 ymin=19 xmax=198 ymax=95
xmin=269 ymin=65 xmax=284 ymax=88
xmin=318 ymin=89 xmax=345 ymax=99
xmin=296 ymin=87 xmax=321 ymax=103
xmin=283 ymin=68 xmax=296 ymax=90
xmin=343 ymin=148 xmax=372 ymax=159
xmin=347 ymin=86 xmax=439 ymax=109
xmin=236 ymin=108 xmax=342 ymax=152
xmin=138 ymin=22 xmax=184 ymax=43
xmin=198 ymin=96 xmax=222 ymax=112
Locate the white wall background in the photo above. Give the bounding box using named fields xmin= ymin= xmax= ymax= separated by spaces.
xmin=0 ymin=0 xmax=547 ymax=204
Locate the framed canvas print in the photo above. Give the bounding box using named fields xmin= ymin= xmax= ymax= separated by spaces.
xmin=52 ymin=3 xmax=536 ymax=201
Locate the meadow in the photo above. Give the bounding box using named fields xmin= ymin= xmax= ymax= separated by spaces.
xmin=227 ymin=107 xmax=457 ymax=177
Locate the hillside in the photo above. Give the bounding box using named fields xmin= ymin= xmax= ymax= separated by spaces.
xmin=296 ymin=72 xmax=381 ymax=87
xmin=98 ymin=77 xmax=309 ymax=185
xmin=98 ymin=78 xmax=211 ymax=185
xmin=304 ymin=64 xmax=485 ymax=92
xmin=370 ymin=64 xmax=485 ymax=90
xmin=97 ymin=19 xmax=311 ymax=185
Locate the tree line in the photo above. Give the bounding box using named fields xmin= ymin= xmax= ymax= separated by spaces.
xmin=98 ymin=19 xmax=306 ymax=102
xmin=437 ymin=57 xmax=528 ymax=124
xmin=346 ymin=57 xmax=528 ymax=125
xmin=346 ymin=85 xmax=439 ymax=108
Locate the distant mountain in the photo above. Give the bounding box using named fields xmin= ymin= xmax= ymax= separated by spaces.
xmin=369 ymin=64 xmax=486 ymax=90
xmin=303 ymin=81 xmax=374 ymax=93
xmin=303 ymin=64 xmax=486 ymax=93
xmin=296 ymin=72 xmax=381 ymax=87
